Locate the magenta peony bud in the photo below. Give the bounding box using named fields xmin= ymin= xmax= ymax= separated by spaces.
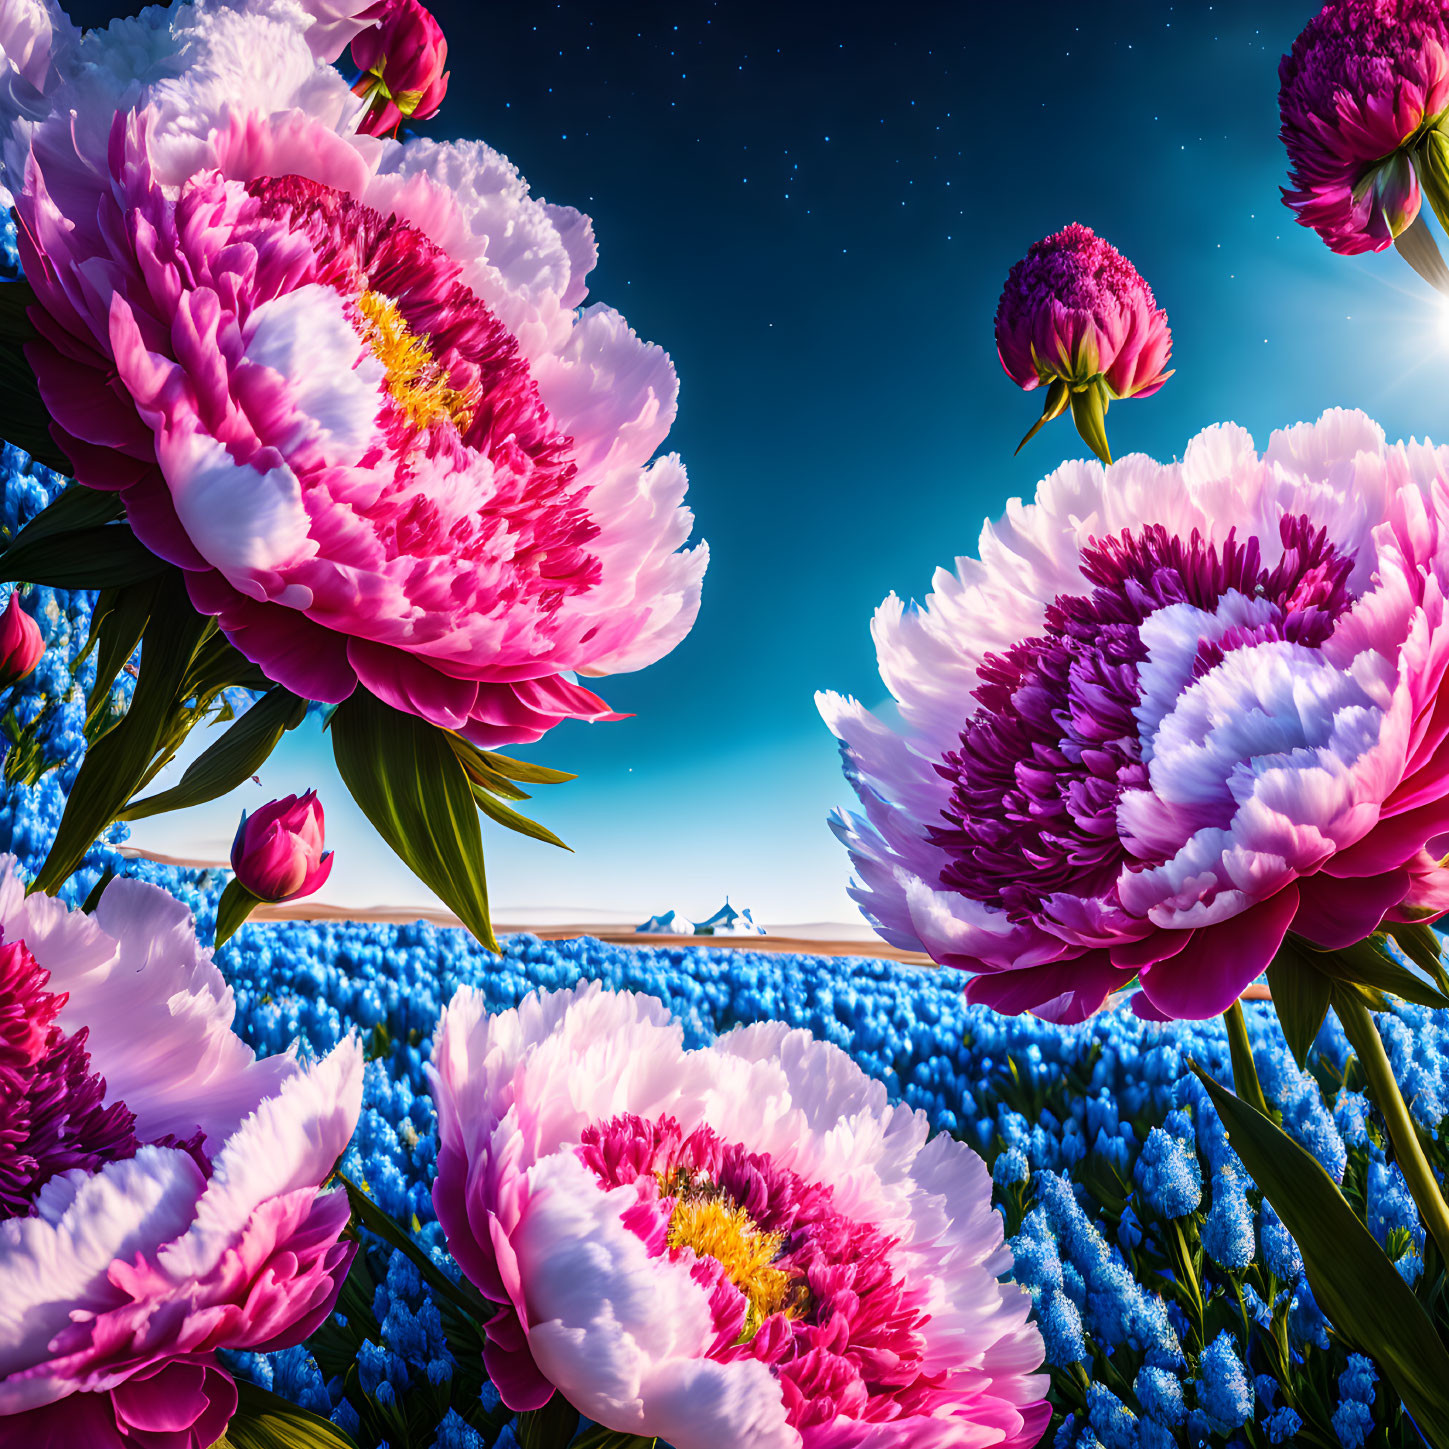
xmin=994 ymin=223 xmax=1172 ymax=465
xmin=1280 ymin=0 xmax=1449 ymax=255
xmin=230 ymin=790 xmax=333 ymax=903
xmin=350 ymin=0 xmax=448 ymax=137
xmin=0 ymin=591 xmax=43 ymax=689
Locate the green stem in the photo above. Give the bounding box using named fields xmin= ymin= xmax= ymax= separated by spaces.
xmin=1336 ymin=988 xmax=1449 ymax=1265
xmin=1223 ymin=998 xmax=1270 ymax=1117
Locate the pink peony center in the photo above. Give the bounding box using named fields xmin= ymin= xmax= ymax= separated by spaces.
xmin=931 ymin=515 xmax=1360 ymax=918
xmin=0 ymin=939 xmax=208 ymax=1218
xmin=579 ymin=1113 xmax=948 ymax=1429
xmin=238 ymin=174 xmax=602 ymax=611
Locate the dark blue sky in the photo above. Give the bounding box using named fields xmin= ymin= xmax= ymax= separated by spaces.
xmin=122 ymin=0 xmax=1449 ymax=922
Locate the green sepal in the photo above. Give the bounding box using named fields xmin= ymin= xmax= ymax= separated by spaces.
xmin=1190 ymin=1064 xmax=1449 ymax=1442
xmin=214 ymin=877 xmax=263 ymax=949
xmin=1014 ymin=377 xmax=1070 ymax=456
xmin=475 ymin=749 xmax=576 ymax=786
xmin=330 ymin=690 xmax=498 ymax=950
xmin=1414 ymin=129 xmax=1449 ymax=246
xmin=1266 ymin=938 xmax=1333 ymax=1069
xmin=1068 ymin=378 xmax=1112 ymax=466
xmin=121 ymin=686 xmax=306 ymax=822
xmin=217 ymin=1378 xmax=360 ymax=1449
xmin=517 ymin=1393 xmax=580 ymax=1449
xmin=80 ymin=867 xmax=116 ymax=915
xmin=32 ymin=575 xmax=210 ymax=895
xmin=471 ymin=783 xmax=572 ymax=851
xmin=0 ymin=281 xmax=75 ymax=475
xmin=1298 ymin=933 xmax=1449 ymax=1009
xmin=338 ymin=1172 xmax=493 ymax=1323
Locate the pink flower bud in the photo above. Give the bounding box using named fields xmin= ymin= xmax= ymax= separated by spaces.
xmin=995 ymin=225 xmax=1172 ymax=463
xmin=230 ymin=790 xmax=333 ymax=902
xmin=0 ymin=591 xmax=44 ymax=689
xmin=350 ymin=0 xmax=448 ymax=137
xmin=1280 ymin=0 xmax=1449 ymax=255
xmin=995 ymin=224 xmax=1173 ymax=400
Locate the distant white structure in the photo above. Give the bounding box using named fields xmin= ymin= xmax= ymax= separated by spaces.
xmin=695 ymin=899 xmax=767 ymax=936
xmin=636 ymin=907 xmax=695 ymax=935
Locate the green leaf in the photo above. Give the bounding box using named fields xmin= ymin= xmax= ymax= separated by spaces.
xmin=0 ymin=520 xmax=164 ymax=589
xmin=0 ymin=281 xmax=75 ymax=475
xmin=214 ymin=877 xmax=262 ymax=948
xmin=338 ymin=1172 xmax=493 ymax=1323
xmin=1300 ymin=934 xmax=1449 ymax=1009
xmin=518 ymin=1394 xmax=580 ymax=1449
xmin=1385 ymin=919 xmax=1449 ymax=995
xmin=121 ymin=686 xmax=306 ymax=822
xmin=1266 ymin=939 xmax=1333 ymax=1070
xmin=218 ymin=1378 xmax=360 ymax=1448
xmin=471 ymin=784 xmax=572 ymax=851
xmin=1069 ymin=379 xmax=1113 ymax=466
xmin=1192 ymin=1065 xmax=1449 ymax=1441
xmin=1 ymin=483 xmax=122 ymax=552
xmin=85 ymin=577 xmax=157 ymax=736
xmin=570 ymin=1429 xmax=656 ymax=1449
xmin=331 ymin=690 xmax=498 ymax=950
xmin=180 ymin=626 xmax=275 ymax=699
xmin=32 ymin=575 xmax=209 ymax=895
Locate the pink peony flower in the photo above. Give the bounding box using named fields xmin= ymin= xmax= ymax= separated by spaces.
xmin=230 ymin=790 xmax=333 ymax=902
xmin=819 ymin=411 xmax=1449 ymax=1023
xmin=431 ymin=982 xmax=1050 ymax=1449
xmin=5 ymin=1 xmax=704 ymax=745
xmin=1280 ymin=0 xmax=1449 ymax=254
xmin=0 ymin=860 xmax=362 ymax=1448
xmin=350 ymin=0 xmax=448 ymax=137
xmin=0 ymin=592 xmax=42 ymax=689
xmin=995 ymin=225 xmax=1171 ymax=465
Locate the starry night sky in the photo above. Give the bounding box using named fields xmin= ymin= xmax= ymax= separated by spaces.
xmin=122 ymin=0 xmax=1449 ymax=924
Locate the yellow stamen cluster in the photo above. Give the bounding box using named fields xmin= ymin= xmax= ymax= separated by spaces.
xmin=665 ymin=1193 xmax=795 ymax=1339
xmin=357 ymin=289 xmax=473 ymax=435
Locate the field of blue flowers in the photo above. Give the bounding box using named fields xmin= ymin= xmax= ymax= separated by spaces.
xmin=2 ymin=439 xmax=1442 ymax=1448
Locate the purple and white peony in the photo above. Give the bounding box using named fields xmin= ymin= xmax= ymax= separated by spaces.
xmin=821 ymin=411 xmax=1449 ymax=1022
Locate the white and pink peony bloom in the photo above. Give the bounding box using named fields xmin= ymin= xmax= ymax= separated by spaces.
xmin=3 ymin=0 xmax=705 ymax=746
xmin=0 ymin=859 xmax=362 ymax=1447
xmin=430 ymin=982 xmax=1049 ymax=1449
xmin=820 ymin=411 xmax=1449 ymax=1022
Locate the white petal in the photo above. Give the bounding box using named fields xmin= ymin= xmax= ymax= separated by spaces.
xmin=0 ymin=1148 xmax=205 ymax=1399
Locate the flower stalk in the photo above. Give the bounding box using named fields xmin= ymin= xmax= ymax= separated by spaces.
xmin=1222 ymin=998 xmax=1270 ymax=1118
xmin=1334 ymin=985 xmax=1449 ymax=1266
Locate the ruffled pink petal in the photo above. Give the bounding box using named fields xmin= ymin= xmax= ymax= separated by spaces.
xmin=964 ymin=954 xmax=1131 ymax=1024
xmin=1291 ymin=866 xmax=1411 ymax=949
xmin=1137 ymin=886 xmax=1300 ymax=1020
